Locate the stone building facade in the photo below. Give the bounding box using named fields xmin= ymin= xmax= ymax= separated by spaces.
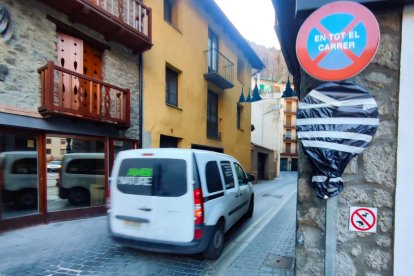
xmin=0 ymin=0 xmax=151 ymax=231
xmin=272 ymin=0 xmax=413 ymax=275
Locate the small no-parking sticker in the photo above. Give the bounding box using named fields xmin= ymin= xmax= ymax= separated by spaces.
xmin=349 ymin=206 xmax=377 ymax=233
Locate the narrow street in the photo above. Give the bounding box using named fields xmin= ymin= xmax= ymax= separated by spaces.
xmin=0 ymin=172 xmax=297 ymax=276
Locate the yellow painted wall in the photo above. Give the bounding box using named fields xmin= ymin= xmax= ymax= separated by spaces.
xmin=142 ymin=0 xmax=254 ymax=170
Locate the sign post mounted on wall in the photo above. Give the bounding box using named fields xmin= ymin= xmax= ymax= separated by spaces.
xmin=295 ymin=2 xmax=380 ymax=275
xmin=296 ymin=1 xmax=380 ymax=81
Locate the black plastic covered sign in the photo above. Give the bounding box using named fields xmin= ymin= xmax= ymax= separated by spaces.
xmin=297 ymin=82 xmax=379 ymax=199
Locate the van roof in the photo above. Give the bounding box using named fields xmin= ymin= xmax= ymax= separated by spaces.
xmin=63 ymin=153 xmax=104 ymax=158
xmin=0 ymin=151 xmax=37 ymax=157
xmin=120 ymin=148 xmax=233 ymax=159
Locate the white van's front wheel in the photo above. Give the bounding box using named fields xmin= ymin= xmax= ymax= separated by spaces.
xmin=203 ymin=221 xmax=224 ymax=260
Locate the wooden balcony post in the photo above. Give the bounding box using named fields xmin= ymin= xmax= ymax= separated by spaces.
xmin=125 ymin=89 xmax=130 ymax=125
xmin=46 ymin=61 xmax=55 ymax=108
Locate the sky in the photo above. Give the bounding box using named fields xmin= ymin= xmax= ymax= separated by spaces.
xmin=214 ymin=0 xmax=280 ymax=49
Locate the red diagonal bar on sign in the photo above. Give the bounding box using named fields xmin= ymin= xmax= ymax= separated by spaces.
xmin=356 ymin=211 xmax=372 ymax=228
xmin=313 ymin=15 xmax=364 ymax=65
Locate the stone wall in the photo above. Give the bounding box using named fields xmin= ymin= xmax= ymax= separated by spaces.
xmin=0 ymin=0 xmax=141 ymax=139
xmin=296 ymin=9 xmax=401 ymax=276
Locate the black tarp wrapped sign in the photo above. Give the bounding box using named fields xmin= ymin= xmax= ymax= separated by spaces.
xmin=297 ymin=82 xmax=379 ymax=199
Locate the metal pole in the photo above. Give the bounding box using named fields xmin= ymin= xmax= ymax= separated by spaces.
xmin=325 ymin=196 xmax=338 ymax=276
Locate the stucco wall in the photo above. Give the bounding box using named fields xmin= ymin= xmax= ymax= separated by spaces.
xmin=142 ymin=0 xmax=253 ymax=170
xmin=0 ymin=0 xmax=141 ymax=139
xmin=296 ymin=9 xmax=401 ymax=276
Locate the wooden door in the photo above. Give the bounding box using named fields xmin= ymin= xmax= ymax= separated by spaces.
xmin=56 ymin=33 xmax=83 ymax=110
xmin=82 ymin=44 xmax=102 ymax=115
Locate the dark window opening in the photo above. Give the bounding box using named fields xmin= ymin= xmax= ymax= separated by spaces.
xmin=207 ymin=91 xmax=219 ymax=139
xmin=166 ymin=67 xmax=178 ymax=107
xmin=160 ymin=135 xmax=179 ymax=148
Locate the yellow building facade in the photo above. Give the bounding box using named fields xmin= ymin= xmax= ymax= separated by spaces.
xmin=142 ymin=0 xmax=263 ymax=170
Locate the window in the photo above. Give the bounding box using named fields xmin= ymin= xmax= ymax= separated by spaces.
xmin=60 ymin=149 xmax=66 ymax=155
xmin=207 ymin=91 xmax=219 ymax=139
xmin=237 ymin=58 xmax=245 ymax=84
xmin=234 ymin=163 xmax=247 ymax=185
xmin=220 ymin=161 xmax=235 ymax=189
xmin=46 ymin=149 xmax=51 ymax=154
xmin=60 ymin=139 xmax=66 ymax=145
xmin=11 ymin=158 xmax=38 ymax=174
xmin=208 ymin=30 xmax=219 ymax=72
xmin=66 ymin=159 xmax=105 ymax=175
xmin=205 ymin=161 xmax=224 ymax=193
xmin=46 ymin=138 xmax=52 ymax=144
xmin=166 ymin=67 xmax=178 ymax=107
xmin=237 ymin=104 xmax=243 ymax=129
xmin=117 ymin=158 xmax=187 ymax=197
xmin=164 ymin=0 xmax=177 ymax=26
xmin=160 ymin=135 xmax=179 ymax=148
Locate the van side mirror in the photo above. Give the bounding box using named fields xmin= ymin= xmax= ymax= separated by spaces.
xmin=246 ymin=174 xmax=255 ymax=183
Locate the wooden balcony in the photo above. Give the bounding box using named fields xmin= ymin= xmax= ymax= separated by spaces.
xmin=38 ymin=61 xmax=130 ymax=128
xmin=204 ymin=49 xmax=234 ymax=89
xmin=39 ymin=0 xmax=152 ymax=52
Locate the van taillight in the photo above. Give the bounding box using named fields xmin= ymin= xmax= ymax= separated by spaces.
xmin=193 ymin=188 xmax=204 ymax=237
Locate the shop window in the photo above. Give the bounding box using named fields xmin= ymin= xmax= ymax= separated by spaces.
xmin=47 ymin=135 xmax=105 ymax=211
xmin=0 ymin=132 xmax=39 ymax=219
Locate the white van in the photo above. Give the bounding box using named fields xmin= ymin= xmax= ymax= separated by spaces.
xmin=58 ymin=153 xmax=105 ymax=206
xmin=0 ymin=151 xmax=38 ymax=209
xmin=108 ymin=148 xmax=255 ymax=260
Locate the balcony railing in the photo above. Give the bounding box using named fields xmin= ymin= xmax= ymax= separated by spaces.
xmin=283 ymin=134 xmax=297 ymax=140
xmin=284 ymin=122 xmax=296 ymax=128
xmin=204 ymin=49 xmax=234 ymax=89
xmin=38 ymin=61 xmax=130 ymax=127
xmin=39 ymin=0 xmax=152 ymax=52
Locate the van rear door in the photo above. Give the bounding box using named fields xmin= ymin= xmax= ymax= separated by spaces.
xmin=109 ymin=150 xmax=195 ymax=243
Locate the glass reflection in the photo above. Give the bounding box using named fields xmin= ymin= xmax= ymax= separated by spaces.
xmin=0 ymin=133 xmax=39 ymax=219
xmin=47 ymin=136 xmax=105 ymax=211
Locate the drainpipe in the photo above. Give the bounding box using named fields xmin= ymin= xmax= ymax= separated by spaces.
xmin=138 ymin=53 xmax=143 ymax=148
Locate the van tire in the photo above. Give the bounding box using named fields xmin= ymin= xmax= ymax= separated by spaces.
xmin=68 ymin=187 xmax=90 ymax=206
xmin=16 ymin=188 xmax=37 ymax=210
xmin=245 ymin=195 xmax=254 ymax=218
xmin=203 ymin=221 xmax=224 ymax=260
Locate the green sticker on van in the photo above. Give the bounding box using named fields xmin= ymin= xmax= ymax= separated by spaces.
xmin=127 ymin=168 xmax=153 ymax=177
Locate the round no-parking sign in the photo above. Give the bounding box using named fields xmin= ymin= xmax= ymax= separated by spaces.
xmin=296 ymin=1 xmax=380 ymax=81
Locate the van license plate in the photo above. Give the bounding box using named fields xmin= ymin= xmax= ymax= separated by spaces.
xmin=123 ymin=220 xmax=142 ymax=229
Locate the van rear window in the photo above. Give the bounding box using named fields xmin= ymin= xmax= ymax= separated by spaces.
xmin=116 ymin=158 xmax=187 ymax=197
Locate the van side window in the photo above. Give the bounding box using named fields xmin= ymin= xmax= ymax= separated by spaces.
xmin=66 ymin=159 xmax=104 ymax=175
xmin=11 ymin=158 xmax=37 ymax=174
xmin=234 ymin=163 xmax=246 ymax=185
xmin=205 ymin=161 xmax=223 ymax=193
xmin=220 ymin=161 xmax=235 ymax=189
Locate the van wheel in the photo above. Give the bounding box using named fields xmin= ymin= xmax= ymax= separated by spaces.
xmin=203 ymin=221 xmax=224 ymax=260
xmin=68 ymin=187 xmax=90 ymax=206
xmin=245 ymin=196 xmax=254 ymax=218
xmin=16 ymin=189 xmax=37 ymax=210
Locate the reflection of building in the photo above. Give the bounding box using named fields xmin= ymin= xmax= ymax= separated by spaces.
xmin=280 ymin=94 xmax=298 ymax=171
xmin=45 ymin=137 xmax=66 ymax=161
xmin=0 ymin=0 xmax=147 ymax=231
xmin=142 ymin=1 xmax=263 ymax=170
xmin=250 ymin=78 xmax=283 ymax=180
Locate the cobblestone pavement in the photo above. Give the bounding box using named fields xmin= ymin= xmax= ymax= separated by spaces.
xmin=0 ymin=174 xmax=297 ymax=276
xmin=225 ymin=193 xmax=296 ymax=276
